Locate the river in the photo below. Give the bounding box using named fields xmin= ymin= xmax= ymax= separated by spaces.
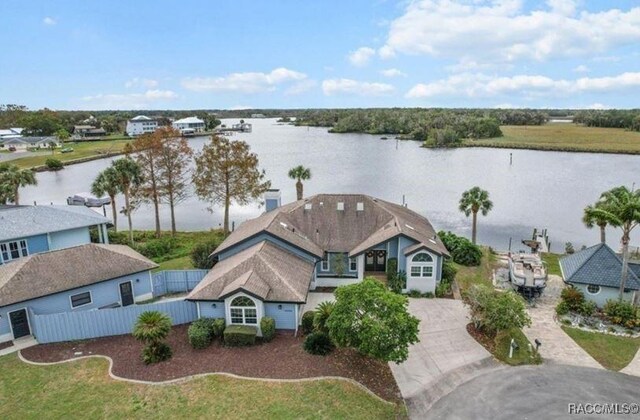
xmin=21 ymin=118 xmax=640 ymax=252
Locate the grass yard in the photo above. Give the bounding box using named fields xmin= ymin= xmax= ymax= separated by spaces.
xmin=561 ymin=326 xmax=640 ymax=371
xmin=464 ymin=124 xmax=640 ymax=154
xmin=454 ymin=247 xmax=497 ymax=292
xmin=12 ymin=139 xmax=133 ymax=169
xmin=541 ymin=253 xmax=562 ymax=276
xmin=0 ymin=355 xmax=397 ymax=419
xmin=494 ymin=328 xmax=542 ymax=366
xmin=155 ymin=255 xmax=194 ymax=271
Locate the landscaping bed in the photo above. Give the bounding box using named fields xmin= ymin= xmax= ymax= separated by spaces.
xmin=0 ymin=341 xmax=13 ymax=351
xmin=467 ymin=324 xmax=541 ymax=366
xmin=21 ymin=324 xmax=402 ymax=403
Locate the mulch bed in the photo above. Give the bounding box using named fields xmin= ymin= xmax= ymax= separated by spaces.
xmin=21 ymin=324 xmax=402 ymax=403
xmin=0 ymin=341 xmax=13 ymax=351
xmin=466 ymin=323 xmax=496 ymax=353
xmin=311 ymin=287 xmax=337 ymax=293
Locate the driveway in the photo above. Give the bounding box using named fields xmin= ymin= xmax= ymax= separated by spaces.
xmin=390 ymin=299 xmax=502 ymax=417
xmin=523 ymin=275 xmax=602 ymax=369
xmin=0 ymin=150 xmax=48 ymax=162
xmin=429 ymin=364 xmax=640 ymax=419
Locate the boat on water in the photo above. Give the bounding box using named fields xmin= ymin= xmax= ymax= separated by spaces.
xmin=508 ymin=251 xmax=547 ymax=295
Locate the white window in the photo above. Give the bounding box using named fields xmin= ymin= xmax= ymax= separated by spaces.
xmin=321 ymin=253 xmax=329 ymax=271
xmin=1 ymin=239 xmax=29 ymax=262
xmin=409 ymin=252 xmax=435 ymax=278
xmin=70 ymin=291 xmax=92 ymax=308
xmin=230 ymin=296 xmax=257 ymax=325
xmin=586 ymin=284 xmax=601 ymax=295
xmin=349 ymin=257 xmax=357 ymax=271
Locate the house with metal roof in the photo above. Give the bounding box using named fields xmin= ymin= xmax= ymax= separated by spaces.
xmin=187 ymin=191 xmax=449 ymax=334
xmin=559 ymin=243 xmax=640 ymax=307
xmin=0 ymin=205 xmax=110 ymax=265
xmin=0 ymin=243 xmax=157 ymax=343
xmin=172 ymin=116 xmax=206 ymax=134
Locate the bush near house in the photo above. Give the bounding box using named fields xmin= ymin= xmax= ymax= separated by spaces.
xmin=303 ymin=332 xmax=335 ymax=356
xmin=438 ymin=231 xmax=482 ymax=266
xmin=388 ymin=270 xmax=406 ymax=294
xmin=212 ymin=318 xmax=226 ymax=338
xmin=191 ymin=237 xmax=225 ymax=269
xmin=224 ymin=325 xmax=257 ymax=347
xmin=260 ymin=317 xmax=276 ymax=342
xmin=386 ymin=258 xmax=398 ymax=282
xmin=603 ymin=300 xmax=639 ymax=327
xmin=132 ymin=311 xmax=173 ymax=364
xmin=556 ymin=287 xmax=596 ymax=317
xmin=313 ymin=301 xmax=335 ymax=334
xmin=301 ymin=311 xmax=316 ymax=335
xmin=463 ymin=284 xmax=530 ymax=334
xmin=188 ymin=322 xmax=212 ymax=349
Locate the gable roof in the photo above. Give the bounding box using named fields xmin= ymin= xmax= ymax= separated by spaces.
xmin=188 ymin=241 xmax=313 ymax=303
xmin=213 ymin=194 xmax=449 ymax=258
xmin=0 ymin=205 xmax=110 ymax=242
xmin=0 ymin=244 xmax=157 ymax=307
xmin=560 ymin=243 xmax=640 ymax=290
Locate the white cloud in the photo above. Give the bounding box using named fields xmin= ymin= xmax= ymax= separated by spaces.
xmin=406 ymin=72 xmax=640 ymax=99
xmin=322 ymin=79 xmax=395 ymax=96
xmin=43 ymin=17 xmax=56 ymax=25
xmin=284 ymin=79 xmax=318 ymax=95
xmin=230 ymin=105 xmax=253 ymax=110
xmin=125 ymin=78 xmax=159 ymax=89
xmin=380 ymin=1 xmax=640 ymax=65
xmin=348 ymin=47 xmax=376 ymax=66
xmin=573 ymin=65 xmax=589 ymax=73
xmin=81 ymin=89 xmax=178 ymax=109
xmin=181 ymin=67 xmax=307 ymax=93
xmin=380 ymin=68 xmax=407 ymax=78
xmin=587 ymin=103 xmax=611 ymax=110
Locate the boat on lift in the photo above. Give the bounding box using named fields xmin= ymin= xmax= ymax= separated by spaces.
xmin=508 ymin=251 xmax=547 ymax=296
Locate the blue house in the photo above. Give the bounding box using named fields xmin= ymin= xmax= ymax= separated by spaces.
xmin=0 ymin=205 xmax=110 ymax=265
xmin=560 ymin=243 xmax=640 ymax=307
xmin=188 ymin=192 xmax=449 ymax=334
xmin=0 ymin=243 xmax=157 ymax=343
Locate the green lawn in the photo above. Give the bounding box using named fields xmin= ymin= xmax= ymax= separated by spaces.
xmin=454 ymin=247 xmax=497 ymax=292
xmin=541 ymin=253 xmax=562 ymax=276
xmin=12 ymin=139 xmax=133 ymax=169
xmin=465 ymin=124 xmax=640 ymax=154
xmin=0 ymin=354 xmax=398 ymax=419
xmin=561 ymin=326 xmax=640 ymax=371
xmin=155 ymin=255 xmax=194 ymax=271
xmin=494 ymin=328 xmax=542 ymax=366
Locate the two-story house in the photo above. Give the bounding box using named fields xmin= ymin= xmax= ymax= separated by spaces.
xmin=125 ymin=115 xmax=158 ymax=137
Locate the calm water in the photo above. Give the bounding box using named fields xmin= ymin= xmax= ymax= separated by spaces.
xmin=21 ymin=118 xmax=640 ymax=251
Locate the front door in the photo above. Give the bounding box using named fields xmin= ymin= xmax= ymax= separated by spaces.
xmin=9 ymin=309 xmax=31 ymax=339
xmin=365 ymin=250 xmax=387 ymax=272
xmin=119 ymin=282 xmax=134 ymax=307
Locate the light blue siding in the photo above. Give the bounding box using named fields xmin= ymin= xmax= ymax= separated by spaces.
xmin=388 ymin=238 xmax=399 ymax=262
xmin=198 ymin=301 xmax=225 ymax=318
xmin=264 ymin=303 xmax=297 ymax=329
xmin=217 ymin=233 xmax=318 ymax=263
xmin=397 ymin=236 xmax=417 ymax=271
xmin=49 ymin=227 xmax=91 ymax=250
xmin=316 ymin=252 xmax=356 ymax=276
xmin=0 ymin=270 xmax=153 ymax=340
xmin=30 ymin=300 xmax=197 ymax=344
xmin=27 ymin=234 xmax=50 ymax=254
xmin=573 ymin=284 xmax=635 ymax=307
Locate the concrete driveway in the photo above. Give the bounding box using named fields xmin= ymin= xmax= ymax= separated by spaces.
xmin=390 ymin=299 xmax=502 ymax=416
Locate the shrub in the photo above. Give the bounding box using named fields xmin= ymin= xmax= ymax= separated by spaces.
xmin=388 ymin=270 xmax=406 ymax=294
xmin=603 ymin=300 xmax=637 ymax=326
xmin=386 ymin=258 xmax=398 ymax=282
xmin=555 ymin=300 xmax=569 ymax=316
xmin=132 ymin=311 xmax=172 ymax=364
xmin=260 ymin=317 xmax=276 ymax=342
xmin=224 ymin=325 xmax=257 ymax=346
xmin=577 ymin=301 xmax=597 ymax=317
xmin=423 ymin=291 xmax=435 ymax=298
xmin=463 ymin=284 xmax=530 ymax=333
xmin=212 ymin=318 xmax=226 ymax=338
xmin=45 ymin=158 xmax=63 ymax=171
xmin=441 ymin=260 xmax=457 ymax=283
xmin=142 ymin=342 xmax=172 ymax=364
xmin=188 ymin=323 xmax=212 ymax=349
xmin=560 ymin=287 xmax=585 ymax=311
xmin=191 ymin=237 xmax=224 ymax=269
xmin=301 ymin=311 xmax=316 ymax=335
xmin=313 ymin=301 xmax=335 ymax=334
xmin=303 ymin=332 xmax=335 ymax=356
xmin=135 ymin=236 xmax=177 ymax=259
xmin=438 ymin=231 xmax=482 ymax=266
xmin=435 ymin=281 xmax=450 ymax=298
xmin=407 ymin=289 xmax=423 ymax=298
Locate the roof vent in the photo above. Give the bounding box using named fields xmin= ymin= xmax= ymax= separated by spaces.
xmin=304 ymin=203 xmax=312 ymax=210
xmin=429 ymin=238 xmax=436 ymax=244
xmin=279 ymin=222 xmax=288 ymax=228
xmin=405 ymin=224 xmax=415 ymax=230
xmin=319 ymin=201 xmax=324 ymax=207
xmin=337 ymin=202 xmax=345 ymax=211
xmin=356 ymin=202 xmax=364 ymax=211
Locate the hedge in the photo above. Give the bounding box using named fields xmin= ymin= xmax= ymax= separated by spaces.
xmin=301 ymin=311 xmax=315 ymax=335
xmin=224 ymin=325 xmax=257 ymax=347
xmin=260 ymin=317 xmax=276 ymax=342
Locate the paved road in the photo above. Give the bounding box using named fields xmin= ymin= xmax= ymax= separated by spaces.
xmin=428 ymin=364 xmax=640 ymax=419
xmin=390 ymin=299 xmax=501 ymax=416
xmin=0 ymin=150 xmax=48 ymax=162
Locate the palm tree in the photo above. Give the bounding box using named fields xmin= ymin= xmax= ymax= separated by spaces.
xmin=288 ymin=165 xmax=312 ymax=200
xmin=584 ymin=186 xmax=640 ymax=300
xmin=583 ymin=201 xmax=608 ymax=243
xmin=459 ymin=187 xmax=493 ymax=244
xmin=112 ymin=158 xmax=142 ymax=244
xmin=132 ymin=311 xmax=172 ymax=364
xmin=91 ymin=167 xmax=121 ymax=231
xmin=0 ymin=163 xmax=37 ymax=205
xmin=313 ymin=300 xmax=335 ymax=334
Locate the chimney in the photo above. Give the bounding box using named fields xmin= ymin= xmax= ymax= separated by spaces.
xmin=264 ymin=189 xmax=281 ymax=212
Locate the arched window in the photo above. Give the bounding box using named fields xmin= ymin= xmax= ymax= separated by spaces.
xmin=586 ymin=284 xmax=601 ymax=295
xmin=230 ymin=296 xmax=257 ymax=324
xmin=409 ymin=252 xmax=434 ymax=278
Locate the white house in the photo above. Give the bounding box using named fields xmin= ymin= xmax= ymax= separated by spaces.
xmin=0 ymin=128 xmax=23 ymax=140
xmin=126 ymin=116 xmax=158 ymax=137
xmin=172 ymin=116 xmax=206 ymax=134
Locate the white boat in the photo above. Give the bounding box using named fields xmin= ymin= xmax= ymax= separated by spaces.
xmin=508 ymin=252 xmax=547 ymax=290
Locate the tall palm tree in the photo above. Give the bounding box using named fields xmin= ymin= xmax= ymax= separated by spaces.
xmin=91 ymin=166 xmax=121 ymax=231
xmin=584 ymin=186 xmax=640 ymax=301
xmin=288 ymin=165 xmax=311 ymax=200
xmin=0 ymin=163 xmax=37 ymax=205
xmin=459 ymin=187 xmax=493 ymax=244
xmin=583 ymin=201 xmax=608 ymax=243
xmin=112 ymin=158 xmax=142 ymax=244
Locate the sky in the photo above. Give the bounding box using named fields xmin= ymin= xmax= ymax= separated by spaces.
xmin=1 ymin=0 xmax=639 ymax=110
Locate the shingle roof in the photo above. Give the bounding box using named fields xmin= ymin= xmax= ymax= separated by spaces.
xmin=188 ymin=241 xmax=313 ymax=303
xmin=0 ymin=244 xmax=158 ymax=307
xmin=0 ymin=136 xmax=57 ymax=145
xmin=560 ymin=243 xmax=640 ymax=290
xmin=0 ymin=205 xmax=110 ymax=242
xmin=213 ymin=194 xmax=449 ymax=258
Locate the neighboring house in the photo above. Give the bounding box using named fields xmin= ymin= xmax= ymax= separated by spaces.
xmin=231 ymin=122 xmax=252 ymax=132
xmin=73 ymin=125 xmax=106 ymax=138
xmin=0 ymin=243 xmax=157 ymax=342
xmin=0 ymin=128 xmax=23 ymax=140
xmin=172 ymin=116 xmax=206 ymax=134
xmin=125 ymin=115 xmax=158 ymax=137
xmin=187 ymin=192 xmax=449 ymax=334
xmin=0 ymin=205 xmax=110 ymax=265
xmin=251 ymin=113 xmax=265 ymax=118
xmin=0 ymin=136 xmax=59 ymax=150
xmin=559 ymin=243 xmax=640 ymax=307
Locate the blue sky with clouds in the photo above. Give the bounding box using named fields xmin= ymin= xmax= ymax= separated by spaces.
xmin=1 ymin=0 xmax=639 ymax=110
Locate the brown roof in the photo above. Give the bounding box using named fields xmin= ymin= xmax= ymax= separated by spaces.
xmin=188 ymin=241 xmax=313 ymax=303
xmin=0 ymin=244 xmax=158 ymax=307
xmin=214 ymin=194 xmax=449 ymax=258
